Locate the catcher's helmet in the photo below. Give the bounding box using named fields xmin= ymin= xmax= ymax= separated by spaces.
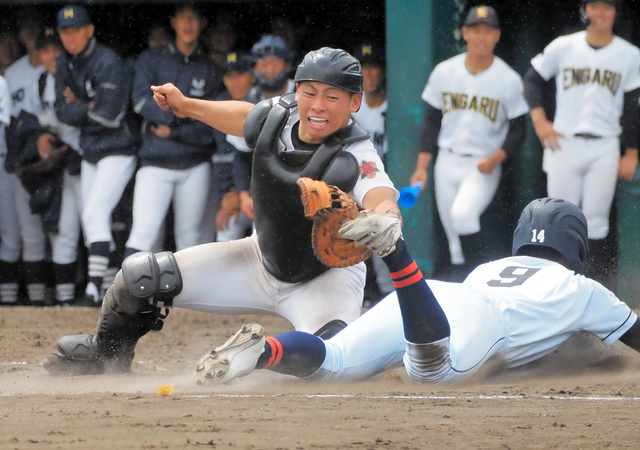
xmin=294 ymin=47 xmax=363 ymax=94
xmin=251 ymin=35 xmax=293 ymax=62
xmin=512 ymin=198 xmax=589 ymax=274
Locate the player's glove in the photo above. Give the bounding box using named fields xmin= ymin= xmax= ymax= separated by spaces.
xmin=297 ymin=177 xmax=372 ymax=268
xmin=339 ymin=210 xmax=402 ymax=258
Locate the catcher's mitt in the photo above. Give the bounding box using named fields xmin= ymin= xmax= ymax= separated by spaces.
xmin=297 ymin=177 xmax=372 ymax=268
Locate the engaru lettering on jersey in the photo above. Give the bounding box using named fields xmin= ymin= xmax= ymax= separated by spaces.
xmin=562 ymin=68 xmax=621 ymax=95
xmin=441 ymin=92 xmax=500 ymax=122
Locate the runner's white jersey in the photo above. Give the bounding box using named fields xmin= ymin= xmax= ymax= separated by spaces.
xmin=4 ymin=55 xmax=46 ymax=118
xmin=461 ymin=256 xmax=636 ymax=368
xmin=352 ymin=94 xmax=387 ymax=159
xmin=422 ymin=54 xmax=528 ymax=157
xmin=38 ymin=72 xmax=82 ymax=153
xmin=531 ymin=31 xmax=640 ymax=137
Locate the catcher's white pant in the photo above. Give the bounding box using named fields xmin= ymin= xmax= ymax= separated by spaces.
xmin=172 ymin=232 xmax=366 ymax=333
xmin=0 ymin=156 xmax=20 ymax=263
xmin=434 ymin=149 xmax=501 ymax=265
xmin=13 ymin=176 xmax=46 ymax=262
xmin=126 ymin=162 xmax=210 ymax=252
xmin=50 ymin=172 xmax=83 ymax=265
xmin=81 ymin=155 xmax=137 ymax=247
xmin=543 ymin=136 xmax=619 ymax=240
xmin=216 ymin=213 xmax=254 ymax=242
xmin=312 ymin=280 xmax=507 ymax=384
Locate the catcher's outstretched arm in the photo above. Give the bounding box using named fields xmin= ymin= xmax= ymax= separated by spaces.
xmin=362 ymin=186 xmax=402 ymax=222
xmin=151 ymin=83 xmax=253 ymax=137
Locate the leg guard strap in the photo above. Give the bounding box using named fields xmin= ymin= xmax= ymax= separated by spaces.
xmin=314 ymin=320 xmax=347 ymax=340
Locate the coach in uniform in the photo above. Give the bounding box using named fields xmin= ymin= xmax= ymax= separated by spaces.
xmin=124 ymin=3 xmax=219 ymax=258
xmin=409 ymin=5 xmax=528 ymax=280
xmin=55 ymin=5 xmax=140 ymax=306
xmin=524 ymin=0 xmax=640 ymax=290
xmin=44 ymin=47 xmax=401 ymax=376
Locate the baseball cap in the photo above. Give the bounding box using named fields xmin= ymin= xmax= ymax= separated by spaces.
xmin=57 ymin=5 xmax=92 ymax=29
xmin=465 ymin=5 xmax=499 ymax=28
xmin=352 ymin=43 xmax=385 ymax=67
xmin=36 ymin=27 xmax=62 ymax=50
xmin=222 ymin=51 xmax=255 ymax=74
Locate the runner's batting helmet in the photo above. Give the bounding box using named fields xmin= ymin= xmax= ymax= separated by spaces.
xmin=580 ymin=0 xmax=623 ymax=26
xmin=512 ymin=198 xmax=589 ymax=274
xmin=294 ymin=47 xmax=363 ymax=93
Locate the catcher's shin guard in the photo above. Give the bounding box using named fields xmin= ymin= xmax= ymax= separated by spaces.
xmin=44 ymin=251 xmax=182 ymax=375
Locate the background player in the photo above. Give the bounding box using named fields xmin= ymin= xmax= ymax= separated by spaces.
xmin=213 ymin=51 xmax=256 ymax=242
xmin=198 ymin=198 xmax=640 ymax=387
xmin=55 ymin=5 xmax=140 ymax=306
xmin=352 ymin=42 xmax=393 ymax=306
xmin=409 ymin=5 xmax=528 ymax=281
xmin=43 ymin=47 xmax=401 ymax=376
xmin=124 ymin=3 xmax=219 ymax=258
xmin=524 ymin=0 xmax=640 ymax=291
xmin=0 ymin=70 xmax=21 ymax=305
xmin=4 ymin=8 xmax=49 ymax=306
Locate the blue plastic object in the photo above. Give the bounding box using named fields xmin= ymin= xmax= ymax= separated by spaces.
xmin=397 ymin=182 xmax=423 ymax=208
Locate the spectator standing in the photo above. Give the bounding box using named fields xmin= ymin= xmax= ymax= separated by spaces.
xmin=124 ymin=3 xmax=220 ymax=257
xmin=55 ymin=5 xmax=140 ymax=306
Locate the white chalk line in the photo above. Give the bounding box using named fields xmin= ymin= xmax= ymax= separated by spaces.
xmin=183 ymin=393 xmax=640 ymax=401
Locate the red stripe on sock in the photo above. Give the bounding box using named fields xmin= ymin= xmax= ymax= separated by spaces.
xmin=264 ymin=337 xmax=283 ymax=369
xmin=264 ymin=337 xmax=278 ymax=369
xmin=393 ymin=271 xmax=423 ymax=289
xmin=390 ymin=261 xmax=418 ymax=279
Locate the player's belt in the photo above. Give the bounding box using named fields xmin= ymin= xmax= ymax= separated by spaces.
xmin=574 ymin=133 xmax=602 ymax=140
xmin=446 ymin=148 xmax=473 ymax=157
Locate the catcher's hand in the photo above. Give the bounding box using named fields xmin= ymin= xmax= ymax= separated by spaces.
xmin=297 ymin=177 xmax=372 ymax=268
xmin=339 ymin=210 xmax=402 ymax=258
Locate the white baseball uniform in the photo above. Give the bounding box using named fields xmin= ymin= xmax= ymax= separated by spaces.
xmin=531 ymin=31 xmax=640 ymax=239
xmin=423 ymin=54 xmax=529 ymax=264
xmin=172 ymin=103 xmax=398 ymax=333
xmin=313 ymin=255 xmax=636 ymax=383
xmin=38 ymin=71 xmax=84 ymax=303
xmin=4 ymin=55 xmax=47 ymax=262
xmin=0 ymin=74 xmax=22 ymax=304
xmin=5 ymin=55 xmax=49 ymax=303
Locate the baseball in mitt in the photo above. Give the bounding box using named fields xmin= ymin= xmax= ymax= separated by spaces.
xmin=297 ymin=177 xmax=372 ymax=268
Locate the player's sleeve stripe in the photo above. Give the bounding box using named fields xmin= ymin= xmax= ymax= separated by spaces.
xmin=390 ymin=261 xmax=419 ymax=278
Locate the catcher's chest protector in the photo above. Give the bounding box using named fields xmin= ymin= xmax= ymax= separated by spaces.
xmin=246 ymin=93 xmax=368 ymax=282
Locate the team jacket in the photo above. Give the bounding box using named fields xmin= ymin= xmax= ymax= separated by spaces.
xmin=55 ymin=37 xmax=140 ymax=164
xmin=133 ymin=43 xmax=220 ymax=169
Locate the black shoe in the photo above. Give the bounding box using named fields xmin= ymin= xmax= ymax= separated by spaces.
xmin=73 ymin=293 xmax=101 ymax=307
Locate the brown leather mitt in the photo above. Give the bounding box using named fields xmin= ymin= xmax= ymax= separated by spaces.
xmin=297 ymin=177 xmax=372 ymax=268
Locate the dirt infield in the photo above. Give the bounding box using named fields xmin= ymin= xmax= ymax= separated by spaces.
xmin=2 ymin=306 xmax=640 ymax=449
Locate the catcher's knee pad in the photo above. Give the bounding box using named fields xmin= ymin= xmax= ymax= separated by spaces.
xmin=105 ymin=251 xmax=183 ymax=316
xmin=403 ymin=337 xmax=452 ymax=385
xmin=314 ymin=319 xmax=347 ymax=340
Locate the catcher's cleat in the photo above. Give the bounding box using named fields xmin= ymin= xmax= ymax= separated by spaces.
xmin=42 ymin=334 xmax=133 ymax=376
xmin=194 ymin=323 xmax=265 ymax=387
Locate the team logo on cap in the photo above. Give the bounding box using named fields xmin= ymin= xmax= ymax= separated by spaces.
xmin=227 ymin=52 xmax=237 ymax=64
xmin=64 ymin=8 xmax=75 ymax=19
xmin=362 ymin=45 xmax=372 ymax=56
xmin=477 ymin=6 xmax=488 ymax=18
